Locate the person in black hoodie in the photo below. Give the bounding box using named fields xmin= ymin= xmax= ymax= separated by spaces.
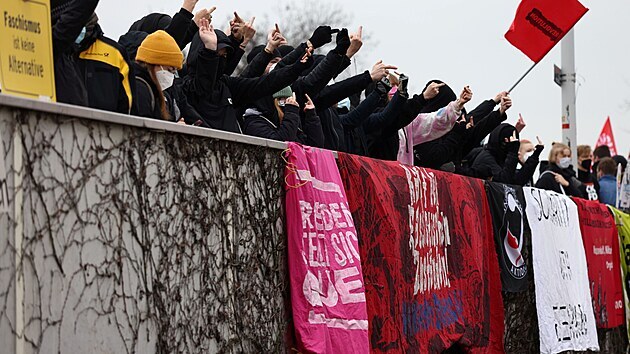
xmin=51 ymin=0 xmax=100 ymax=106
xmin=535 ymin=143 xmax=585 ymax=197
xmin=414 ymin=89 xmax=512 ymax=171
xmin=76 ymin=13 xmax=135 ymax=114
xmin=181 ymin=20 xmax=314 ymax=133
xmin=469 ymin=123 xmax=544 ymax=185
xmin=132 ymin=30 xmax=183 ymax=120
xmin=242 ymin=88 xmax=324 ymax=146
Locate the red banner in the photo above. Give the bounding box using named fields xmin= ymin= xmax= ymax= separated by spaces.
xmin=572 ymin=198 xmax=624 ymax=329
xmin=338 ymin=153 xmax=504 ymax=353
xmin=505 ymin=0 xmax=588 ymax=62
xmin=595 ymin=117 xmax=618 ymax=156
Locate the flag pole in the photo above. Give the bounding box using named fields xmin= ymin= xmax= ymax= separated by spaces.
xmin=508 ymin=61 xmax=539 ymax=93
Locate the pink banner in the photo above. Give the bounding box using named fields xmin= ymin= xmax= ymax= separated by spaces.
xmin=284 ymin=143 xmax=369 ymax=354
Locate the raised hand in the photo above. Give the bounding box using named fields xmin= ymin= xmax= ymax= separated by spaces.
xmin=536 ymin=136 xmax=544 ymax=147
xmin=370 ymin=60 xmax=398 ymax=82
xmin=494 ymin=91 xmax=509 ymax=104
xmin=466 ymin=116 xmax=475 ymax=130
xmin=300 ymin=47 xmax=314 ymax=64
xmin=308 ymin=26 xmax=333 ymax=49
xmin=423 ymin=82 xmax=446 ymax=100
xmin=266 ymin=25 xmax=286 ymax=51
xmin=458 ymin=86 xmax=473 ymax=108
xmin=515 ymin=113 xmax=526 ymax=133
xmin=230 ymin=12 xmax=246 ymax=41
xmin=239 ymin=17 xmax=256 ymax=45
xmin=199 ymin=18 xmax=217 ymax=51
xmin=286 ymin=93 xmax=299 ymax=107
xmin=347 ymin=26 xmax=363 ymax=58
xmin=304 ymin=94 xmax=316 ymax=111
xmin=183 ymin=0 xmax=199 ymax=13
xmin=499 ymin=96 xmax=513 ymax=115
xmin=334 ymin=28 xmax=351 ymax=55
xmin=193 ymin=7 xmax=215 ymax=27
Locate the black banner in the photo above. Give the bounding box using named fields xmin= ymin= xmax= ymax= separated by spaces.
xmin=485 ymin=182 xmax=532 ymax=293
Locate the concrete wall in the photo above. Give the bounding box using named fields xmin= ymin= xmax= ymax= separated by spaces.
xmin=0 ymin=95 xmax=290 ymax=353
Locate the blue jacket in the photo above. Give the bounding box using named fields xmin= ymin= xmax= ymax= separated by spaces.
xmin=599 ymin=175 xmax=617 ymax=206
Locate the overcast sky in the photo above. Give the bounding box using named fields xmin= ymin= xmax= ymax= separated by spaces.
xmin=97 ymin=0 xmax=628 ymax=156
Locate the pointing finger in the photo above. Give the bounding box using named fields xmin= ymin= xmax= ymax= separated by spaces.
xmin=358 ymin=25 xmax=363 ymax=37
xmin=382 ymin=65 xmax=398 ymax=70
xmin=208 ymin=6 xmax=217 ymax=14
xmin=250 ymin=16 xmax=256 ymax=25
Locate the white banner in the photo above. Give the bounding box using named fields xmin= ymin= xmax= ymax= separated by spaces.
xmin=524 ymin=188 xmax=599 ymax=354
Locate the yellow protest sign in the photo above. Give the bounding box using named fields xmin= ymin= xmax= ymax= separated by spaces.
xmin=0 ymin=0 xmax=55 ymax=101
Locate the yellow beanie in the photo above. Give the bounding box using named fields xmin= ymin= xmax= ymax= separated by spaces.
xmin=136 ymin=30 xmax=183 ymax=70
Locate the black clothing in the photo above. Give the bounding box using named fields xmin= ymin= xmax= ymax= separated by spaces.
xmin=128 ymin=9 xmax=197 ymax=49
xmin=77 ymin=24 xmax=135 ymax=114
xmin=577 ymin=168 xmax=601 ymax=201
xmin=242 ymin=105 xmax=324 ymax=147
xmin=118 ymin=31 xmax=149 ymax=61
xmin=183 ymin=40 xmax=311 ymax=133
xmin=52 ymin=0 xmax=100 ymax=106
xmin=535 ymin=164 xmax=585 ymax=198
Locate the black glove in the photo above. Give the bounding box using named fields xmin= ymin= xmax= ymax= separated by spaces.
xmin=308 ymin=26 xmax=333 ymax=49
xmin=532 ymin=144 xmax=545 ymax=158
xmin=398 ymin=74 xmax=409 ymax=98
xmin=506 ymin=140 xmax=521 ymax=154
xmin=333 ymin=28 xmax=351 ymax=55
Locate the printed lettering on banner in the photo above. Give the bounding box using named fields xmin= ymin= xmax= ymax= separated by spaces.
xmin=284 ymin=143 xmax=369 ymax=354
xmin=338 ymin=153 xmax=504 ymax=353
xmin=525 ymin=188 xmax=599 ymax=354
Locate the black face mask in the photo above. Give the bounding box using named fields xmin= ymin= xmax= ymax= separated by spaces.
xmin=581 ymin=159 xmax=592 ymax=171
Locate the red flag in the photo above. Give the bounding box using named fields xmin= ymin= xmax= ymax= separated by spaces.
xmin=596 ymin=116 xmax=618 ymax=156
xmin=505 ymin=0 xmax=589 ymax=62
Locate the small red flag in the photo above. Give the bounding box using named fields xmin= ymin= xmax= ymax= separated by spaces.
xmin=505 ymin=0 xmax=589 ymax=62
xmin=596 ymin=117 xmax=618 ymax=156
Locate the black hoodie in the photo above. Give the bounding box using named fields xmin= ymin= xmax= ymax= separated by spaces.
xmin=181 ymin=31 xmax=312 ymax=133
xmin=52 ymin=0 xmax=100 ymax=106
xmin=469 ymin=124 xmax=542 ymax=185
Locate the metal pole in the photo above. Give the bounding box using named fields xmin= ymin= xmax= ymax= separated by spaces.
xmin=508 ymin=62 xmax=539 ymax=94
xmin=561 ymin=29 xmax=578 ymax=168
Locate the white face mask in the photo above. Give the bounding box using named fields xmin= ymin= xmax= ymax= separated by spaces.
xmin=155 ymin=67 xmax=175 ymax=91
xmin=557 ymin=157 xmax=572 ymax=169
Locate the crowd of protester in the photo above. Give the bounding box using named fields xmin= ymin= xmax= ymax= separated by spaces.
xmin=48 ymin=0 xmax=627 ymax=205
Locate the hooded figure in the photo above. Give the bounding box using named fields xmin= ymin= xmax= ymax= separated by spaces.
xmin=242 ymin=87 xmax=324 ymax=146
xmin=181 ymin=31 xmax=312 ymax=133
xmin=51 ymin=0 xmax=100 ymax=106
xmin=413 ymin=82 xmax=506 ymax=170
xmin=470 ymin=124 xmax=542 ymax=185
xmin=76 ymin=13 xmax=135 ymax=114
xmin=127 ymin=10 xmax=197 ymax=50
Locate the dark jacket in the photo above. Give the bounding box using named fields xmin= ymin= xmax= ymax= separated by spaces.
xmin=182 ymin=36 xmax=311 ymax=133
xmin=577 ymin=168 xmax=601 ymax=201
xmin=132 ymin=62 xmax=167 ymax=120
xmin=469 ymin=124 xmax=543 ymax=185
xmin=118 ymin=31 xmax=149 ymax=61
xmin=242 ymin=105 xmax=324 ymax=147
xmin=535 ymin=164 xmax=585 ymax=198
xmin=77 ymin=24 xmax=135 ymax=114
xmin=414 ymin=99 xmax=504 ymax=169
xmin=366 ymin=93 xmax=429 ymax=161
xmin=52 ymin=0 xmax=100 ymax=106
